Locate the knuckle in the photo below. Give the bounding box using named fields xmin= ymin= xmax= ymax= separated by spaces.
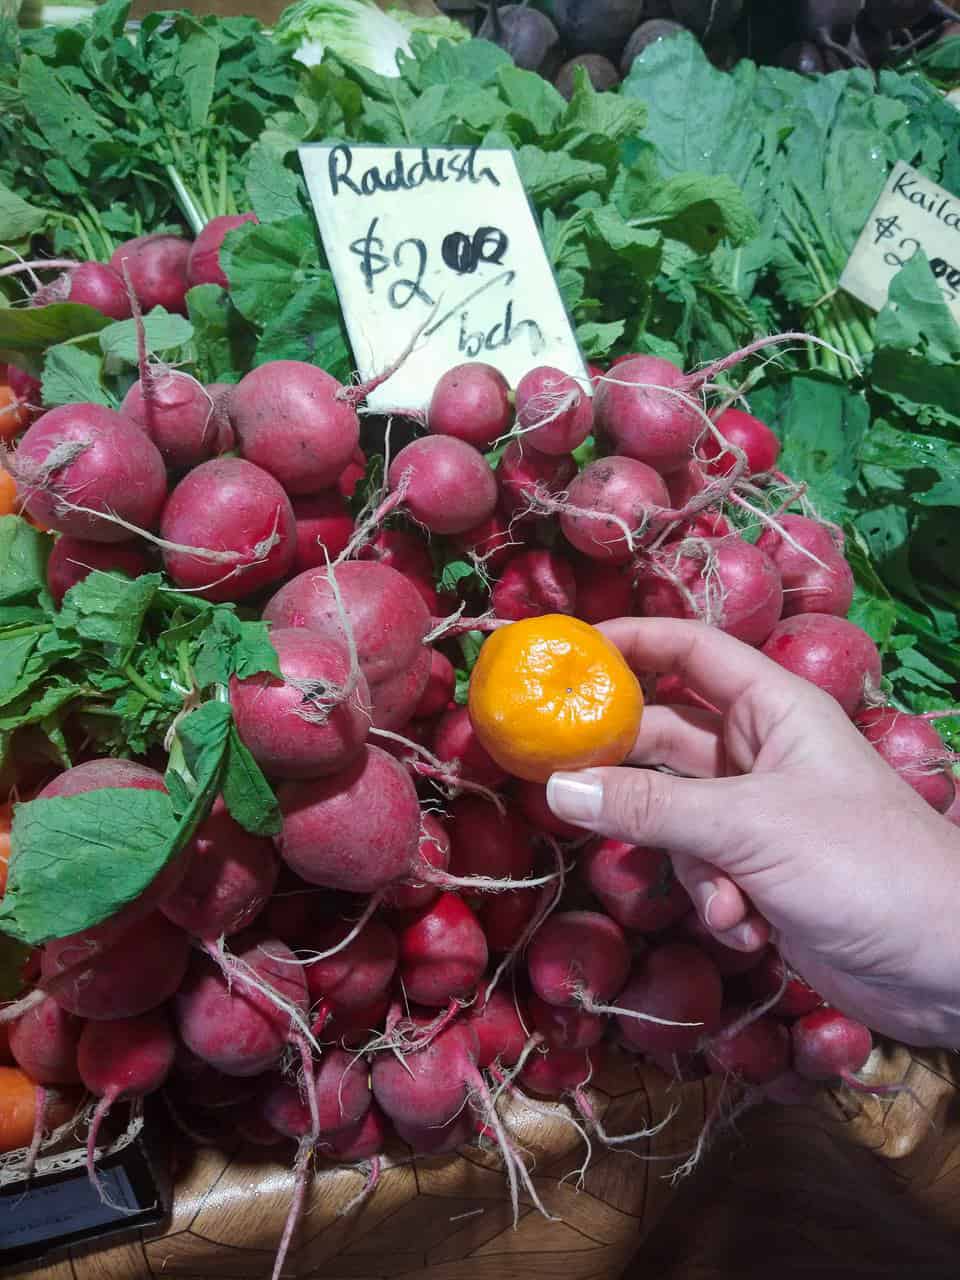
xmin=605 ymin=770 xmax=668 ymax=842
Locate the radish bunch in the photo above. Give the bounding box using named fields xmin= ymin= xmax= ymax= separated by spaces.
xmin=1 ymin=332 xmax=957 ymax=1274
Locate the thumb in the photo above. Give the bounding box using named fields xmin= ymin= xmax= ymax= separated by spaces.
xmin=546 ymin=766 xmax=748 ymax=862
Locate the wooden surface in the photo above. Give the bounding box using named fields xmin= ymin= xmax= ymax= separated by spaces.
xmin=14 ymin=1041 xmax=960 ymax=1280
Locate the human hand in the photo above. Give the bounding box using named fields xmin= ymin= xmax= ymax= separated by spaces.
xmin=545 ymin=617 xmax=960 ymax=1047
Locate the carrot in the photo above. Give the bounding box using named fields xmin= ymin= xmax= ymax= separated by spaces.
xmin=0 ymin=386 xmax=30 ymax=442
xmin=0 ymin=468 xmax=16 ymax=518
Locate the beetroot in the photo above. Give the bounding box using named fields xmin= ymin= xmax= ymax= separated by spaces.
xmin=110 ymin=234 xmax=192 ymax=315
xmin=46 ymin=536 xmax=149 ymax=605
xmin=762 ymin=614 xmax=882 ymax=715
xmin=492 ymin=549 xmax=577 ymax=621
xmin=187 ymin=213 xmax=259 ymax=289
xmin=428 ymin=362 xmax=513 ymax=449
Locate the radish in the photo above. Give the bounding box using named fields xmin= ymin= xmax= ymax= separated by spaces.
xmin=264 ymin=561 xmax=431 ymax=732
xmin=518 ymin=1044 xmax=595 ymax=1098
xmin=580 ymin=840 xmax=691 ymax=933
xmin=557 ymin=457 xmax=671 ymax=562
xmin=761 ymin=613 xmax=882 ymax=715
xmin=528 ymin=995 xmax=605 ymax=1050
xmin=477 ymin=889 xmax=541 ymax=953
xmin=635 ymin=537 xmax=783 ymax=646
xmin=747 ymin=948 xmax=823 ymax=1018
xmin=701 ymin=407 xmax=781 ymax=477
xmin=448 ymin=797 xmax=533 ymax=884
xmin=428 ymin=362 xmax=513 ymax=449
xmin=705 ymin=1009 xmax=791 ymax=1085
xmin=121 ymin=371 xmax=232 ymax=470
xmin=35 ymin=262 xmax=131 ymax=321
xmin=791 ymin=1008 xmax=872 ymax=1084
xmin=492 ymin=549 xmax=577 ymax=621
xmin=229 ymin=361 xmax=360 ymax=494
xmin=358 ymin=528 xmax=440 ymax=614
xmin=467 ymin=990 xmax=528 ymax=1068
xmin=186 ymin=213 xmax=259 ymax=289
xmin=174 ymin=932 xmax=309 ymax=1076
xmin=455 ymin=511 xmax=520 ymax=575
xmin=13 ymin=404 xmax=167 ymax=542
xmin=291 ymin=492 xmax=355 ymax=574
xmin=159 ymin=797 xmax=278 ymax=939
xmin=513 ymin=779 xmax=583 ymax=840
xmin=514 ymin=365 xmax=592 ymax=455
xmin=527 ymin=911 xmax=630 ymax=1011
xmin=262 ymin=1048 xmax=370 ymax=1138
xmin=230 ymin=628 xmax=371 ymax=780
xmin=397 ymin=893 xmax=489 ymax=1007
xmin=757 ymin=515 xmax=854 ymax=618
xmin=371 ymin=1022 xmax=479 ymax=1130
xmin=160 ymin=457 xmax=296 ymax=602
xmin=322 ymin=993 xmax=391 ymax=1050
xmin=386 ymin=436 xmax=498 ymax=535
xmin=679 ymin=912 xmax=764 ymax=977
xmin=46 ymin=536 xmax=149 ymax=606
xmin=337 ymin=447 xmax=367 ymax=499
xmin=382 ymin=814 xmax=450 ymax=913
xmin=110 ymin=234 xmax=192 ymax=315
xmin=393 ymin=1111 xmax=475 ymax=1154
xmin=595 ymin=355 xmax=703 ymax=474
xmin=277 ymin=745 xmax=421 ymax=894
xmin=78 ymin=1009 xmax=175 ymax=1192
xmin=304 ymin=917 xmax=398 ymax=1011
xmin=6 ymin=364 xmax=41 ymax=409
xmin=324 ymin=1102 xmax=389 ymax=1161
xmin=9 ymin=995 xmax=82 ymax=1084
xmin=413 ymin=649 xmax=455 ymax=719
xmin=432 ymin=706 xmax=508 ymax=789
xmin=497 ymin=441 xmax=576 ymax=521
xmin=572 ymin=560 xmax=633 ymax=624
xmin=854 ymin=708 xmax=957 ymax=814
xmin=43 ymin=911 xmax=190 ymax=1021
xmin=614 ymin=943 xmax=723 ymax=1053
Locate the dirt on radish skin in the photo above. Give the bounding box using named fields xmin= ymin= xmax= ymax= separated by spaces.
xmin=492 ymin=549 xmax=577 ymax=621
xmin=854 ymin=708 xmax=957 ymax=814
xmin=160 ymin=457 xmax=296 ymax=602
xmin=580 ymin=840 xmax=691 ymax=933
xmin=46 ymin=536 xmax=150 ymax=606
xmin=230 ymin=628 xmax=372 ymax=780
xmin=110 ymin=233 xmax=192 ymax=315
xmin=397 ymin=894 xmax=489 ymax=1007
xmin=122 ymin=371 xmax=232 ymax=471
xmin=13 ymin=404 xmax=168 ymax=542
xmin=428 ymin=362 xmax=513 ymax=449
xmin=229 ymin=361 xmax=360 ymax=494
xmin=514 ymin=365 xmax=593 ymax=455
xmin=762 ymin=613 xmax=882 ymax=715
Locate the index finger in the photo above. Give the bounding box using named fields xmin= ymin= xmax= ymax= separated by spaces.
xmin=598 ymin=617 xmax=809 ymax=715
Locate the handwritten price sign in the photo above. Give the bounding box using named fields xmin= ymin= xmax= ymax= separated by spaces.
xmin=840 ymin=160 xmax=960 ymax=321
xmin=298 ymin=144 xmax=589 ymax=413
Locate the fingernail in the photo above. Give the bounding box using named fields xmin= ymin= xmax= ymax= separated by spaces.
xmin=699 ymin=884 xmax=721 ymax=930
xmin=546 ymin=772 xmax=603 ymax=823
xmin=724 ymin=921 xmax=761 ymax=951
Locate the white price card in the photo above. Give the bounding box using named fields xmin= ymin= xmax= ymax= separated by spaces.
xmin=298 ymin=144 xmax=590 ymax=414
xmin=840 ymin=160 xmax=960 ymax=320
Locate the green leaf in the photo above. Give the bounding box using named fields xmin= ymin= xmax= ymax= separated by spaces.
xmin=41 ymin=344 xmax=114 ymax=409
xmin=514 ymin=147 xmax=607 ymax=206
xmin=0 ymin=179 xmax=48 ymax=242
xmin=175 ymin=24 xmax=219 ymax=132
xmin=222 ymin=724 xmax=281 ymax=836
xmin=245 ymin=139 xmax=304 ymax=223
xmin=185 ymin=284 xmax=256 ymax=384
xmin=0 ymin=788 xmax=178 ymax=945
xmin=0 ymin=517 xmax=49 ymax=607
xmin=58 ymin=571 xmax=162 ymax=667
xmin=497 ymin=64 xmax=565 ymax=137
xmin=254 ymin=274 xmax=351 ymax=378
xmin=634 ymin=172 xmax=759 ymax=253
xmin=576 ymin=319 xmax=624 ymax=358
xmin=193 ymin=609 xmax=280 ymax=688
xmin=438 ymin=559 xmax=476 ymax=592
xmin=0 ymin=303 xmax=112 ymax=352
xmin=98 ymin=310 xmax=194 ymax=364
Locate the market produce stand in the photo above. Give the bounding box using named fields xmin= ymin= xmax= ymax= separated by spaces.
xmin=19 ymin=1043 xmax=960 ymax=1279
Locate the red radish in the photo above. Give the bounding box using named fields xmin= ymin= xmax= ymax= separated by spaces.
xmin=428 ymin=362 xmax=513 ymax=448
xmin=13 ymin=404 xmax=167 ymax=542
xmin=229 ymin=361 xmax=360 ymax=494
xmin=277 ymin=745 xmax=421 ymax=894
xmin=46 ymin=536 xmax=149 ymax=606
xmin=514 ymin=365 xmax=592 ymax=455
xmin=588 ymin=363 xmax=604 ymax=383
xmin=6 ymin=365 xmax=41 ymax=408
xmin=595 ymin=355 xmax=702 ymax=473
xmin=264 ymin=561 xmax=431 ymax=732
xmin=382 ymin=814 xmax=450 ymax=913
xmin=371 ymin=1022 xmax=486 ymax=1131
xmin=291 ymin=491 xmax=355 ymax=573
xmin=455 ymin=511 xmax=518 ymax=575
xmin=636 ymin=537 xmax=783 ymax=646
xmin=170 ymin=1045 xmax=259 ymax=1109
xmin=186 ymin=213 xmax=259 ymax=289
xmin=322 ymin=993 xmax=391 ymax=1050
xmin=478 ymin=888 xmax=540 ymax=952
xmin=9 ymin=996 xmax=83 ymax=1084
xmin=666 ymin=459 xmax=708 ymax=509
xmin=757 ymin=515 xmax=854 ymax=618
xmin=262 ymin=1047 xmax=370 ymax=1138
xmin=513 ymin=779 xmax=583 ymax=840
xmin=854 ymin=708 xmax=957 ymax=814
xmin=679 ymin=912 xmax=763 ymax=977
xmin=304 ymin=918 xmax=398 ymax=1010
xmin=497 ymin=441 xmax=576 ymax=521
xmin=492 ymin=548 xmax=577 ymax=620
xmin=666 ymin=510 xmax=733 ymax=542
xmin=448 ymin=797 xmax=534 ymax=884
xmin=527 ymin=911 xmax=630 ymax=1009
xmin=122 ymin=371 xmax=231 ymax=470
xmin=705 ymin=1009 xmax=791 ymax=1084
xmin=43 ymin=911 xmax=190 ymax=1021
xmin=324 ymin=1103 xmax=390 ymax=1160
xmin=78 ymin=1009 xmax=175 ymax=1189
xmin=358 ymin=528 xmax=440 ymax=613
xmin=40 ymin=262 xmax=131 ymax=320
xmin=559 ymin=457 xmax=670 ymax=563
xmin=160 ymin=457 xmax=295 ymax=602
xmin=573 ymin=560 xmax=633 ymax=624
xmin=748 ymin=948 xmax=823 ymax=1017
xmin=467 ymin=991 xmax=528 ymax=1069
xmin=338 ymin=447 xmax=367 ymax=499
xmin=174 ymin=933 xmax=308 ymax=1076
xmin=398 ymin=894 xmax=489 ymax=1007
xmin=432 ymin=705 xmax=508 ymax=789
xmin=394 ymin=1111 xmax=475 ymax=1154
xmin=614 ymin=943 xmax=723 ymax=1053
xmin=110 ymin=233 xmax=192 ymax=315
xmin=159 ymin=798 xmax=278 ymax=939
xmin=387 ymin=436 xmax=498 ymax=535
xmin=762 ymin=613 xmax=882 ymax=715
xmin=230 ymin=628 xmax=371 ymax=780
xmin=580 ymin=841 xmax=691 ymax=933
xmin=701 ymin=407 xmax=780 ymax=476
xmin=528 ymin=995 xmax=605 ymax=1050
xmin=654 ymin=674 xmax=720 ymax=714
xmin=791 ymin=1007 xmax=872 ymax=1082
xmin=413 ymin=649 xmax=455 ymax=719
xmin=519 ymin=1045 xmax=596 ymax=1098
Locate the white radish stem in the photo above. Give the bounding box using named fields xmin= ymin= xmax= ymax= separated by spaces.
xmin=577 ymin=989 xmax=703 ymax=1029
xmin=336 ymin=477 xmax=408 ymax=565
xmin=336 ymin=1156 xmax=382 ymax=1217
xmin=0 ymin=259 xmax=78 ymax=278
xmin=205 ymin=938 xmax=321 ymax=1056
xmin=0 ymin=987 xmax=44 ymax=1024
xmin=482 ymin=838 xmax=566 ymax=1006
xmin=271 ymin=1137 xmax=312 ymax=1280
xmin=423 ymin=611 xmax=507 ymax=642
